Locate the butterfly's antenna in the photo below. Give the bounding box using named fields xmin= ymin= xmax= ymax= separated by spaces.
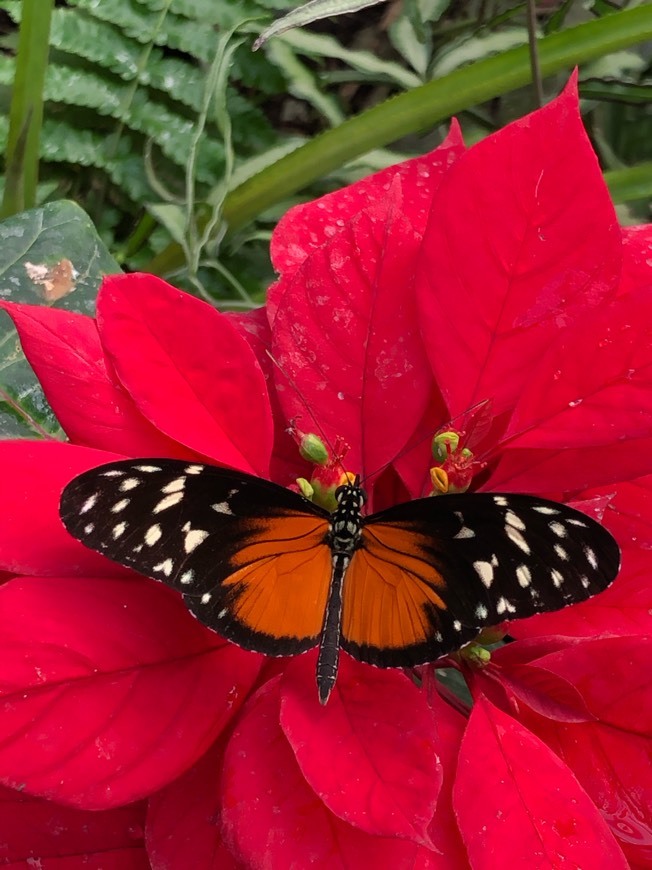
xmin=359 ymin=398 xmax=494 ymax=490
xmin=264 ymin=350 xmax=352 ymax=482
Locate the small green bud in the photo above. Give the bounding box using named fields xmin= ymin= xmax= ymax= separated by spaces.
xmin=299 ymin=433 xmax=329 ymax=465
xmin=296 ymin=478 xmax=314 ymax=500
xmin=460 ymin=643 xmax=491 ymax=667
xmin=432 ymin=430 xmax=460 ymax=462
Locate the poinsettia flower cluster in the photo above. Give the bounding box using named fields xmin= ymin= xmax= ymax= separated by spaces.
xmin=1 ymin=75 xmax=651 ymax=868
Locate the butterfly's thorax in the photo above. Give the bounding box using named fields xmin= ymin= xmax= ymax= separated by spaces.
xmin=327 ymin=484 xmax=365 ymax=556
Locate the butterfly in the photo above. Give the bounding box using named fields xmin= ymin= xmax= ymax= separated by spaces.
xmin=59 ymin=459 xmax=620 ymax=704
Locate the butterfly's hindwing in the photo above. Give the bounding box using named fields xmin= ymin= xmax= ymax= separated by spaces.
xmin=60 ymin=459 xmax=333 ymax=655
xmin=340 ymin=492 xmax=620 ymax=668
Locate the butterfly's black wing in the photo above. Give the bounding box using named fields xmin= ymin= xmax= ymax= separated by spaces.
xmin=341 ymin=492 xmax=620 ymax=667
xmin=60 ymin=459 xmax=334 ymax=655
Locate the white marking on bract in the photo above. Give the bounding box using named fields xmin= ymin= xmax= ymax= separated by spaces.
xmin=162 ymin=476 xmax=186 ymax=494
xmin=153 ymin=558 xmax=174 ymax=577
xmin=201 ymin=592 xmax=212 ymax=604
xmin=454 ymin=526 xmax=475 ymax=539
xmin=496 ymin=597 xmax=516 ymax=615
xmin=505 ymin=510 xmax=525 ymax=531
xmin=145 ymin=524 xmax=162 ymax=546
xmin=581 ymin=576 xmax=590 ymax=589
xmin=119 ymin=478 xmax=141 ymax=492
xmin=84 ymin=523 xmax=94 ymax=534
xmin=185 ymin=465 xmax=203 ymax=475
xmin=153 ymin=491 xmax=184 ymax=513
xmin=506 ymin=526 xmax=531 ymax=554
xmin=493 ymin=495 xmax=508 ymax=507
xmin=453 ymin=620 xmax=462 ymax=631
xmin=554 ymin=544 xmax=569 ymax=561
xmin=112 ymin=522 xmax=127 ymax=539
xmin=111 ymin=498 xmax=130 ymax=513
xmin=475 ymin=603 xmax=488 ymax=620
xmin=549 ymin=521 xmax=567 ymax=538
xmin=80 ymin=494 xmax=98 ymax=514
xmin=584 ymin=546 xmax=598 ymax=569
xmin=135 ymin=465 xmax=161 ymax=473
xmin=101 ymin=470 xmax=125 ymax=477
xmin=474 ymin=560 xmax=494 ymax=588
xmin=184 ymin=529 xmax=209 ymax=553
xmin=180 ymin=570 xmax=195 ymax=585
xmin=212 ymin=501 xmax=233 ymax=515
xmin=551 ymin=568 xmax=564 ymax=588
xmin=516 ymin=564 xmax=531 ymax=588
xmin=568 ymin=518 xmax=588 ymax=528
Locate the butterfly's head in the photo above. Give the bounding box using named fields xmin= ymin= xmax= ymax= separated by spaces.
xmin=334 ymin=474 xmax=367 ymax=511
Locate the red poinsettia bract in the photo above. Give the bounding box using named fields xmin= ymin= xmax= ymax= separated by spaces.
xmin=0 ymin=74 xmax=651 ymax=867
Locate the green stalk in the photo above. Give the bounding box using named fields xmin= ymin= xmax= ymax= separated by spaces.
xmin=147 ymin=4 xmax=652 ymax=275
xmin=605 ymin=163 xmax=652 ymax=206
xmin=1 ymin=0 xmax=54 ymax=218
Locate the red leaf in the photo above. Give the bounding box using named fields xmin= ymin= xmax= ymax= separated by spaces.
xmin=272 ymin=183 xmax=434 ymax=488
xmin=416 ymin=75 xmax=621 ymax=421
xmin=0 ymin=440 xmax=128 ymax=578
xmin=0 ymin=301 xmax=188 ymax=458
xmin=618 ymin=224 xmax=652 ymax=296
xmin=503 ymin=288 xmax=652 ymax=452
xmin=269 ymin=121 xmax=465 ymax=281
xmin=96 ymin=274 xmax=273 ymax=476
xmin=510 ymin=547 xmax=652 ymax=639
xmin=280 ymin=653 xmax=441 ymax=845
xmin=454 ymin=697 xmax=628 ymax=868
xmin=147 ymin=740 xmax=239 ymax=869
xmin=0 ymin=786 xmax=148 ymax=868
xmin=515 ymin=700 xmax=652 ymax=866
xmin=222 ymin=678 xmax=431 ymax=869
xmin=0 ymin=575 xmax=262 ymax=808
xmin=533 ymin=636 xmax=652 ymax=737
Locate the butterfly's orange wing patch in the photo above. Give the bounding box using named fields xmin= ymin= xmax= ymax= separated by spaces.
xmin=219 ymin=514 xmax=332 ymax=649
xmin=341 ymin=520 xmax=478 ymax=668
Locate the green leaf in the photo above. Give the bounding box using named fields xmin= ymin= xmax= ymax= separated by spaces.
xmin=0 ymin=201 xmax=121 ymax=437
xmin=253 ymin=0 xmax=389 ymax=49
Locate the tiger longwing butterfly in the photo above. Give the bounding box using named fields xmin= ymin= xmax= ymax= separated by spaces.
xmin=60 ymin=459 xmax=620 ymax=704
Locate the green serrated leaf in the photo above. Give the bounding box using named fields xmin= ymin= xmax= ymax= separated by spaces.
xmin=253 ymin=0 xmax=388 ymax=49
xmin=0 ymin=201 xmax=121 ymax=437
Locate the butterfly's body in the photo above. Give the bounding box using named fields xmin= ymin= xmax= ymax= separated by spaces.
xmin=60 ymin=460 xmax=621 ymax=704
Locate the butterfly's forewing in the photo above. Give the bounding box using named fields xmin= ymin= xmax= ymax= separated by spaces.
xmin=60 ymin=460 xmax=333 ymax=655
xmin=342 ymin=493 xmax=620 ymax=667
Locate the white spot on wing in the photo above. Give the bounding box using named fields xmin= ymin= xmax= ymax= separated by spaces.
xmin=201 ymin=593 xmax=211 ymax=604
xmin=153 ymin=491 xmax=184 ymax=513
xmin=111 ymin=498 xmax=130 ymax=513
xmin=584 ymin=546 xmax=598 ymax=569
xmin=180 ymin=570 xmax=195 ymax=585
xmin=454 ymin=525 xmax=475 ymax=539
xmin=533 ymin=505 xmax=559 ymax=515
xmin=184 ymin=529 xmax=209 ymax=553
xmin=475 ymin=603 xmax=488 ymax=620
xmin=474 ymin=561 xmax=494 ymax=588
xmin=102 ymin=470 xmax=125 ymax=477
xmin=135 ymin=465 xmax=161 ymax=473
xmin=554 ymin=544 xmax=569 ymax=561
xmin=493 ymin=495 xmax=508 ymax=506
xmin=185 ymin=465 xmax=203 ymax=475
xmin=453 ymin=620 xmax=462 ymax=631
xmin=112 ymin=522 xmax=127 ymax=539
xmin=551 ymin=568 xmax=564 ymax=588
xmin=80 ymin=494 xmax=98 ymax=514
xmin=506 ymin=526 xmax=531 ymax=554
xmin=120 ymin=478 xmax=140 ymax=492
xmin=568 ymin=518 xmax=588 ymax=527
xmin=153 ymin=558 xmax=174 ymax=577
xmin=549 ymin=521 xmax=567 ymax=538
xmin=145 ymin=524 xmax=162 ymax=546
xmin=496 ymin=597 xmax=516 ymax=615
xmin=212 ymin=501 xmax=233 ymax=515
xmin=162 ymin=476 xmax=186 ymax=494
xmin=505 ymin=510 xmax=525 ymax=531
xmin=516 ymin=564 xmax=531 ymax=588
xmin=84 ymin=523 xmax=94 ymax=534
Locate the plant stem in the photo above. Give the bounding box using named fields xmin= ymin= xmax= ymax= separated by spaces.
xmin=1 ymin=0 xmax=54 ymax=218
